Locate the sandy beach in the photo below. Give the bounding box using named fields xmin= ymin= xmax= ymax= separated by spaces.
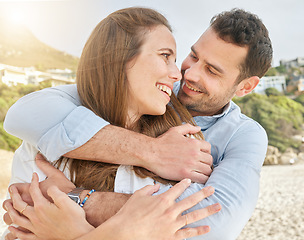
xmin=0 ymin=149 xmax=304 ymax=239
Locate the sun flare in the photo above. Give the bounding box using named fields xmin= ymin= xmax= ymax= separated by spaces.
xmin=7 ymin=10 xmax=25 ymax=25
xmin=11 ymin=12 xmax=24 ymax=24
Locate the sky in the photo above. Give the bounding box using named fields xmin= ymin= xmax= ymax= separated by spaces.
xmin=0 ymin=0 xmax=303 ymax=67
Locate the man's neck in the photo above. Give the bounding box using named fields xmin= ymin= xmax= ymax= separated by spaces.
xmin=188 ymin=107 xmax=224 ymax=117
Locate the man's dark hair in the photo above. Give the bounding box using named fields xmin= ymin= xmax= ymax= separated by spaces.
xmin=210 ymin=8 xmax=273 ymax=83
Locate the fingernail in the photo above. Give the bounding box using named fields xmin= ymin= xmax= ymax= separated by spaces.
xmin=213 ymin=203 xmax=221 ymax=211
xmin=8 ymin=186 xmax=12 ymax=194
xmin=205 ymin=186 xmax=214 ymax=195
xmin=185 ymin=178 xmax=191 ymax=184
xmin=3 ymin=203 xmax=7 ymax=211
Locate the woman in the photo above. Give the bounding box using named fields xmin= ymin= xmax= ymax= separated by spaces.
xmin=4 ymin=7 xmax=219 ymax=240
xmin=54 ymin=6 xmax=206 ymax=192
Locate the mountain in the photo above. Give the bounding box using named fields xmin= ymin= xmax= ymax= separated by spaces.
xmin=0 ymin=18 xmax=79 ymax=71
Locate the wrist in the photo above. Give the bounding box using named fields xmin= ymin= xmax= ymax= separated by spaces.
xmin=80 ymin=190 xmax=90 ymax=203
xmin=137 ymin=136 xmax=158 ymax=170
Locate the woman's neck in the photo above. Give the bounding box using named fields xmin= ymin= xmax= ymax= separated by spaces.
xmin=126 ymin=111 xmax=142 ymax=129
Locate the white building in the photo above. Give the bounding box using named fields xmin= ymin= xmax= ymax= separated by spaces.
xmin=253 ymin=76 xmax=286 ymax=94
xmin=0 ymin=64 xmax=28 ymax=86
xmin=287 ymin=75 xmax=304 ymax=93
xmin=280 ymin=57 xmax=304 ymax=69
xmin=0 ymin=63 xmax=75 ymax=87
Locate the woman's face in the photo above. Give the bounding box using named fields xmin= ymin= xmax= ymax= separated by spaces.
xmin=126 ymin=25 xmax=182 ymax=122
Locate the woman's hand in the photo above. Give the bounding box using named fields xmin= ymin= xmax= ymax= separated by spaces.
xmin=98 ymin=179 xmax=221 ymax=240
xmin=6 ymin=173 xmax=94 ymax=240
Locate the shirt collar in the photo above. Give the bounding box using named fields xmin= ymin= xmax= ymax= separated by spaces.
xmin=193 ymin=101 xmax=232 ymax=130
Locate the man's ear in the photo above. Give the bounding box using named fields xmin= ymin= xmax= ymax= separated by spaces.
xmin=235 ymin=76 xmax=260 ymax=97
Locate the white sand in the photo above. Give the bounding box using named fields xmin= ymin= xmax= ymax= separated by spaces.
xmin=237 ymin=163 xmax=304 ymax=240
xmin=0 ymin=150 xmax=304 ymax=239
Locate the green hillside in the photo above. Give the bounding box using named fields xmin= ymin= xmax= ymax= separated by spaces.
xmin=0 ymin=17 xmax=79 ymax=71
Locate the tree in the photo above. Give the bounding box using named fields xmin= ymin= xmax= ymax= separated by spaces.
xmin=233 ymin=93 xmax=304 ymax=152
xmin=265 ymin=87 xmax=283 ymax=97
xmin=265 ymin=67 xmax=277 ymax=76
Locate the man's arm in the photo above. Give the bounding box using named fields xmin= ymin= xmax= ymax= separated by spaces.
xmin=4 ymin=84 xmax=107 ymax=161
xmin=79 ymin=190 xmax=131 ymax=227
xmin=4 ymin=85 xmax=212 ymax=182
xmin=172 ymin=121 xmax=268 ymax=240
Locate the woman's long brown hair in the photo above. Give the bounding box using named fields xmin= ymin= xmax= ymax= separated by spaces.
xmin=55 ymin=7 xmax=204 ymax=191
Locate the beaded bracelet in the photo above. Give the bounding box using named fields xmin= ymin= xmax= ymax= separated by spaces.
xmin=80 ymin=189 xmax=95 ymax=208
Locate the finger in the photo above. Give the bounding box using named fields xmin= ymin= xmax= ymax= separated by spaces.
xmin=175 ymin=226 xmax=210 ymax=239
xmin=192 ymin=163 xmax=212 ymax=176
xmin=3 ymin=212 xmax=13 ymax=225
xmin=46 ymin=185 xmax=75 ymax=209
xmin=29 ymin=173 xmax=49 ymax=207
xmin=175 ymin=124 xmax=201 ymax=135
xmin=8 ymin=226 xmax=37 ymax=240
xmin=5 ymin=232 xmax=18 ymax=240
xmin=9 ymin=183 xmax=30 ymax=199
xmin=6 ymin=202 xmax=33 ymax=231
xmin=198 ymin=151 xmax=213 ymax=166
xmin=199 ymin=140 xmax=211 ymax=154
xmin=183 ymin=203 xmax=221 ymax=225
xmin=133 ymin=184 xmax=161 ymax=197
xmin=3 ymin=200 xmax=13 ymax=225
xmin=3 ymin=199 xmax=12 ymax=211
xmin=35 ymin=154 xmax=59 ymax=177
xmin=162 ymin=179 xmax=191 ymax=200
xmin=10 ymin=186 xmax=29 ymax=215
xmin=174 ymin=186 xmax=215 ymax=214
xmin=186 ymin=171 xmax=209 ymax=184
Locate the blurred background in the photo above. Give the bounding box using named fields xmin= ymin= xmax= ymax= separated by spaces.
xmin=0 ymin=0 xmax=304 ymax=239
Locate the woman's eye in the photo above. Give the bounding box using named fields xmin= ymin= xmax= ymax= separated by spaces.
xmin=162 ymin=53 xmax=170 ymax=59
xmin=190 ymin=53 xmax=198 ymax=60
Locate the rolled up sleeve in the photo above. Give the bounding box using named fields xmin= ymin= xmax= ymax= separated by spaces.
xmin=4 ymin=85 xmax=109 ymax=161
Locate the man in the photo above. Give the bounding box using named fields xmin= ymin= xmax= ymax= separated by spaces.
xmin=3 ymin=8 xmax=272 ymax=239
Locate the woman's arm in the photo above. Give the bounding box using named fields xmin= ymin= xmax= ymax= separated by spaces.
xmin=6 ymin=176 xmax=220 ymax=240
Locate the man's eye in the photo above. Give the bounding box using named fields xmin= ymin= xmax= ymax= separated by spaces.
xmin=207 ymin=67 xmax=216 ymax=75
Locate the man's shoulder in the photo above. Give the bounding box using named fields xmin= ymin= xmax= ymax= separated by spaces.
xmin=41 ymin=84 xmax=80 ymax=104
xmin=228 ymin=101 xmax=265 ymax=133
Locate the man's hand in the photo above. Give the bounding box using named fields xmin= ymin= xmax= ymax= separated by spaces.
xmin=145 ymin=124 xmax=213 ymax=183
xmin=64 ymin=124 xmax=212 ymax=184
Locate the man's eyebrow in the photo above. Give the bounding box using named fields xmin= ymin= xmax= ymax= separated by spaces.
xmin=191 ymin=46 xmax=224 ymax=74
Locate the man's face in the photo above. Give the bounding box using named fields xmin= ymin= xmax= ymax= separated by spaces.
xmin=177 ymin=27 xmax=248 ymax=116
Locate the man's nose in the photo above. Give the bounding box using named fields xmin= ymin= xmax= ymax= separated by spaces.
xmin=183 ymin=64 xmax=201 ymax=83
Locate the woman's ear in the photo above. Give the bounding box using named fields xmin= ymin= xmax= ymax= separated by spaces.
xmin=235 ymin=76 xmax=260 ymax=97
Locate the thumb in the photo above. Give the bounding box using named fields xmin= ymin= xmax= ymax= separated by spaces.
xmin=35 ymin=154 xmax=59 ymax=177
xmin=175 ymin=123 xmax=201 ymax=135
xmin=47 ymin=185 xmax=71 ymax=209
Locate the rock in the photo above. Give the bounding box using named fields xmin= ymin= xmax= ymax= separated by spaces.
xmin=266 ymin=145 xmax=280 ymax=156
xmin=297 ymin=152 xmax=304 ymax=162
xmin=279 ymin=150 xmax=298 ymax=165
xmin=264 ymin=155 xmax=279 ymax=165
xmin=264 ymin=146 xmax=281 ymax=165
